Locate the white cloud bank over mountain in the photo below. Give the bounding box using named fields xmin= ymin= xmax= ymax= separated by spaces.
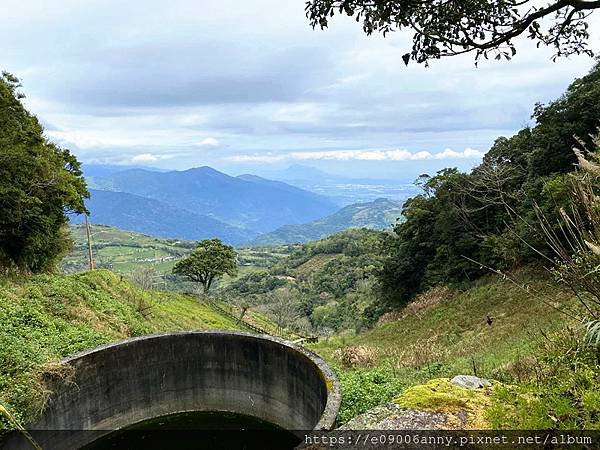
xmin=226 ymin=148 xmax=484 ymax=163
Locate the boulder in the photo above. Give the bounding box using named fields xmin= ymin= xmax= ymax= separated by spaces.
xmin=450 ymin=375 xmax=491 ymax=390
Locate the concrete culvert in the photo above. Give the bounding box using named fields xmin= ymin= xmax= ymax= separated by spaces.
xmin=8 ymin=331 xmax=341 ymax=450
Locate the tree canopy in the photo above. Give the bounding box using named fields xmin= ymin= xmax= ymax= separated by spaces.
xmin=172 ymin=239 xmax=237 ymax=294
xmin=306 ymin=0 xmax=600 ymax=65
xmin=0 ymin=72 xmax=88 ymax=273
xmin=379 ymin=60 xmax=600 ymax=306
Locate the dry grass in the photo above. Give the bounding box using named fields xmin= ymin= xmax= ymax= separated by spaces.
xmin=377 ymin=286 xmax=458 ymax=325
xmin=334 ymin=345 xmax=379 ymax=368
xmin=29 ymin=361 xmax=76 ymax=418
xmin=390 ymin=335 xmax=450 ymax=370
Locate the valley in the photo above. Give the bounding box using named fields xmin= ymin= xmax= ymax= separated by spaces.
xmin=75 ymin=164 xmax=413 ymax=246
xmin=2 ymin=12 xmax=600 ymax=444
xmin=80 ymin=166 xmax=338 ymax=239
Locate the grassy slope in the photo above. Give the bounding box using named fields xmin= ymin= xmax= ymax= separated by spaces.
xmin=310 ymin=268 xmax=580 ymax=423
xmin=0 ymin=269 xmax=244 ymax=427
xmin=64 ymin=224 xmax=292 ymax=288
xmin=63 ymin=224 xmax=194 ymax=274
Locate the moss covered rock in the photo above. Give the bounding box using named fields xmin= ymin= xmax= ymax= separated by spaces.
xmin=394 ymin=378 xmax=495 ymax=429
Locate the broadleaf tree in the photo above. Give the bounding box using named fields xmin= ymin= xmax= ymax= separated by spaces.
xmin=376 ymin=60 xmax=600 ymax=308
xmin=0 ymin=72 xmax=88 ymax=273
xmin=172 ymin=239 xmax=237 ymax=294
xmin=305 ymin=0 xmax=600 ymax=65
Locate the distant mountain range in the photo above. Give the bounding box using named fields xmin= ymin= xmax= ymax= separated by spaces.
xmin=256 ymin=164 xmax=420 ymax=206
xmin=70 ymin=190 xmax=256 ymax=245
xmin=250 ymin=198 xmax=403 ymax=245
xmin=78 ymin=165 xmax=339 ymax=244
xmin=259 ymin=163 xmax=403 ymax=186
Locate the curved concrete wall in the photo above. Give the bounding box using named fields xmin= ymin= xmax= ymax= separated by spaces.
xmin=20 ymin=331 xmax=340 ymax=450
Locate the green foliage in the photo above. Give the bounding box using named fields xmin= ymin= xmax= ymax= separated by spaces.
xmin=379 ymin=169 xmax=483 ymax=306
xmin=221 ymin=229 xmax=386 ymax=332
xmin=379 ymin=60 xmax=600 ymax=309
xmin=0 ymin=73 xmax=88 ymax=273
xmin=585 ymin=320 xmax=600 ymax=347
xmin=335 ymin=365 xmax=407 ymax=424
xmin=172 ymin=239 xmax=237 ymax=294
xmin=224 ymin=270 xmax=286 ymax=295
xmin=0 ymin=269 xmax=243 ymax=430
xmin=488 ymin=328 xmax=600 ymax=429
xmin=306 ymin=1 xmax=598 ymax=65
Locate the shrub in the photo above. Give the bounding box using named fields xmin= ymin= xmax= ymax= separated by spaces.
xmin=487 ymin=327 xmax=600 ymax=429
xmin=335 ymin=366 xmax=406 ymax=424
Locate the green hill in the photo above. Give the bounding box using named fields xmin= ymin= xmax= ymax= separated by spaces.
xmin=0 ymin=269 xmax=248 ymax=427
xmin=308 ymin=268 xmax=585 ymax=425
xmin=221 ymin=229 xmax=386 ymax=332
xmin=251 ymin=198 xmax=402 ymax=245
xmin=63 ymin=224 xmax=294 ymax=292
xmin=63 ymin=224 xmax=195 ymax=274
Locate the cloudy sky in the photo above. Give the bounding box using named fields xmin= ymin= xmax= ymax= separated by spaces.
xmin=2 ymin=0 xmax=599 ymax=179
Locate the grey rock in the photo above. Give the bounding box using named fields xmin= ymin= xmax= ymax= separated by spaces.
xmin=450 ymin=375 xmax=491 ymax=389
xmin=338 ymin=403 xmax=449 ymax=430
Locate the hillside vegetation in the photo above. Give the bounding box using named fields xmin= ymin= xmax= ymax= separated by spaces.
xmin=64 ymin=224 xmax=195 ymax=274
xmin=251 ymin=198 xmax=402 ymax=245
xmin=311 ymin=268 xmax=590 ymax=426
xmin=220 ymin=229 xmax=386 ymax=333
xmin=0 ymin=269 xmax=248 ymax=429
xmin=379 ymin=61 xmax=600 ymax=308
xmin=63 ymin=224 xmax=293 ymax=290
xmin=0 ymin=72 xmax=88 ymax=274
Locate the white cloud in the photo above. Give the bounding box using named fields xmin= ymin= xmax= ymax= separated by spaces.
xmin=45 ymin=130 xmax=105 ymax=149
xmin=130 ymin=153 xmax=160 ymax=163
xmin=7 ymin=0 xmax=599 ymax=176
xmin=198 ymin=137 xmax=220 ymax=147
xmin=433 ymin=148 xmax=483 ymax=159
xmin=226 ymin=147 xmax=485 ymax=163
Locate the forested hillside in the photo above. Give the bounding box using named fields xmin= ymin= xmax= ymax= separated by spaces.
xmin=379 ymin=60 xmax=600 ymax=308
xmin=220 ymin=229 xmax=386 ymax=333
xmin=251 ymin=198 xmax=402 ymax=245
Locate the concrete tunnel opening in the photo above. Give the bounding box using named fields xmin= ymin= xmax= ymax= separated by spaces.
xmin=9 ymin=331 xmax=341 ymax=450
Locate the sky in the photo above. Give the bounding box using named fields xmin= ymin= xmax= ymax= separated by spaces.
xmin=1 ymin=0 xmax=599 ymax=180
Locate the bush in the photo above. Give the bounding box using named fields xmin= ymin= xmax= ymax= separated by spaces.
xmin=335 ymin=366 xmax=407 ymax=424
xmin=487 ymin=327 xmax=600 ymax=429
xmin=0 ymin=73 xmax=88 ymax=273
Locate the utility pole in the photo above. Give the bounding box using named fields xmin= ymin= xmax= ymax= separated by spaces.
xmin=85 ymin=215 xmax=95 ymax=271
